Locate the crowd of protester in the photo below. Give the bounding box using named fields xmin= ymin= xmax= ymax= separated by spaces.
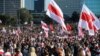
xmin=0 ymin=24 xmax=100 ymax=56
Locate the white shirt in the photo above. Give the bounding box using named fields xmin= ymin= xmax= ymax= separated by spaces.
xmin=4 ymin=52 xmax=11 ymax=56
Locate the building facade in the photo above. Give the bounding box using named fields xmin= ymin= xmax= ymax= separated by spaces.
xmin=85 ymin=0 xmax=100 ymax=15
xmin=24 ymin=0 xmax=34 ymax=10
xmin=0 ymin=0 xmax=3 ymax=14
xmin=34 ymin=0 xmax=44 ymax=12
xmin=0 ymin=0 xmax=34 ymax=17
xmin=0 ymin=0 xmax=20 ymax=17
xmin=0 ymin=0 xmax=100 ymax=17
xmin=44 ymin=0 xmax=50 ymax=11
xmin=21 ymin=0 xmax=25 ymax=8
xmin=21 ymin=0 xmax=44 ymax=12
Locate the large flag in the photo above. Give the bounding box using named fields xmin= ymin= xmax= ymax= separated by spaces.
xmin=78 ymin=4 xmax=100 ymax=35
xmin=46 ymin=0 xmax=67 ymax=31
xmin=41 ymin=21 xmax=49 ymax=37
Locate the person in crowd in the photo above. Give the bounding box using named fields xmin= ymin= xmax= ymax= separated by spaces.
xmin=94 ymin=43 xmax=100 ymax=56
xmin=14 ymin=48 xmax=23 ymax=56
xmin=77 ymin=47 xmax=86 ymax=56
xmin=29 ymin=47 xmax=37 ymax=56
xmin=0 ymin=46 xmax=4 ymax=56
xmin=83 ymin=42 xmax=91 ymax=56
xmin=4 ymin=49 xmax=11 ymax=56
xmin=0 ymin=25 xmax=99 ymax=56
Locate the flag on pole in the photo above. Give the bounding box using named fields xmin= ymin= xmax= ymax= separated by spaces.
xmin=46 ymin=0 xmax=67 ymax=31
xmin=66 ymin=24 xmax=72 ymax=34
xmin=41 ymin=21 xmax=49 ymax=31
xmin=49 ymin=23 xmax=54 ymax=32
xmin=78 ymin=27 xmax=84 ymax=40
xmin=78 ymin=4 xmax=100 ymax=36
xmin=41 ymin=21 xmax=49 ymax=37
xmin=66 ymin=24 xmax=72 ymax=31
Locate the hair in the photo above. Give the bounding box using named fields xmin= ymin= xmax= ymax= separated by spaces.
xmin=57 ymin=48 xmax=65 ymax=56
xmin=77 ymin=47 xmax=85 ymax=56
xmin=57 ymin=48 xmax=62 ymax=56
xmin=65 ymin=47 xmax=72 ymax=56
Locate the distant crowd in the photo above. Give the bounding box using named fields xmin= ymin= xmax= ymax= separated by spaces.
xmin=0 ymin=24 xmax=100 ymax=56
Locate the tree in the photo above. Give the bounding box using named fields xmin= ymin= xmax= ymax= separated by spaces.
xmin=0 ymin=14 xmax=8 ymax=25
xmin=0 ymin=14 xmax=17 ymax=26
xmin=17 ymin=8 xmax=33 ymax=24
xmin=9 ymin=16 xmax=17 ymax=26
xmin=71 ymin=11 xmax=79 ymax=22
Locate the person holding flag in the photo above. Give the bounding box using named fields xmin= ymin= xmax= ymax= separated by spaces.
xmin=41 ymin=21 xmax=49 ymax=38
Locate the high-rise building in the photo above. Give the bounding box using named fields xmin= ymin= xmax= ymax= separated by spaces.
xmin=0 ymin=0 xmax=20 ymax=17
xmin=85 ymin=0 xmax=100 ymax=15
xmin=24 ymin=0 xmax=34 ymax=10
xmin=21 ymin=0 xmax=25 ymax=8
xmin=0 ymin=0 xmax=3 ymax=14
xmin=0 ymin=0 xmax=34 ymax=17
xmin=44 ymin=0 xmax=50 ymax=11
xmin=0 ymin=0 xmax=100 ymax=17
xmin=34 ymin=0 xmax=44 ymax=12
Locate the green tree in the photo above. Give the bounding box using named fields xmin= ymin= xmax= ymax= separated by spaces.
xmin=0 ymin=14 xmax=17 ymax=26
xmin=71 ymin=11 xmax=79 ymax=22
xmin=9 ymin=16 xmax=17 ymax=26
xmin=0 ymin=14 xmax=8 ymax=25
xmin=18 ymin=8 xmax=33 ymax=24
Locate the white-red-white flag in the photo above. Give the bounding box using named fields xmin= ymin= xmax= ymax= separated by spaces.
xmin=46 ymin=0 xmax=67 ymax=31
xmin=78 ymin=4 xmax=100 ymax=36
xmin=49 ymin=23 xmax=54 ymax=32
xmin=41 ymin=21 xmax=49 ymax=31
xmin=78 ymin=27 xmax=84 ymax=40
xmin=41 ymin=21 xmax=49 ymax=37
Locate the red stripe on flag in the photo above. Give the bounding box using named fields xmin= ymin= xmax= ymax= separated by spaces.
xmin=90 ymin=13 xmax=95 ymax=21
xmin=42 ymin=24 xmax=48 ymax=28
xmin=48 ymin=4 xmax=63 ymax=19
xmin=81 ymin=12 xmax=94 ymax=30
xmin=79 ymin=4 xmax=100 ymax=35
